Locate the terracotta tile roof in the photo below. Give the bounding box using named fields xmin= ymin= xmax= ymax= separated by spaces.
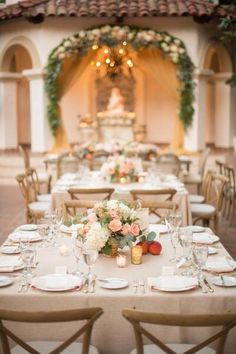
xmin=0 ymin=0 xmax=235 ymax=23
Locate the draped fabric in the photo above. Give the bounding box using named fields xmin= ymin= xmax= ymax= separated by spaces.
xmin=137 ymin=48 xmax=184 ymax=150
xmin=50 ymin=51 xmax=96 ymax=153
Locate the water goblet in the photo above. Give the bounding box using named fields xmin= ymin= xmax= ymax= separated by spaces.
xmin=21 ymin=248 xmax=35 ymax=279
xmin=193 ymin=245 xmax=208 ymax=280
xmin=38 ymin=224 xmax=49 ymax=248
xmin=179 ymin=229 xmax=195 ymax=276
xmin=83 ymin=248 xmax=99 ymax=279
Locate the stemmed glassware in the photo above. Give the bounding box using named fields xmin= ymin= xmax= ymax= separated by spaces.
xmin=83 ymin=248 xmax=99 ymax=279
xmin=38 ymin=224 xmax=50 ymax=248
xmin=169 ymin=230 xmax=180 ymax=263
xmin=21 ymin=247 xmax=36 ymax=279
xmin=179 ymin=229 xmax=195 ymax=276
xmin=193 ymin=245 xmax=208 ymax=280
xmin=73 ymin=238 xmax=84 ymax=276
xmin=165 ymin=211 xmax=182 ymax=263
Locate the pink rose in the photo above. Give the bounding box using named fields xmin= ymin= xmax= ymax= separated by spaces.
xmin=87 ymin=213 xmax=98 ymax=222
xmin=109 ymin=210 xmax=118 ymax=219
xmin=130 ymin=223 xmax=140 ymax=237
xmin=122 ymin=223 xmax=131 ymax=236
xmin=109 ymin=219 xmax=122 ymax=232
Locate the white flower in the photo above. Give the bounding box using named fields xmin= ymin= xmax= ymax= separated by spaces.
xmin=107 ymin=200 xmax=119 ymax=210
xmin=156 ymin=33 xmax=162 ymax=41
xmin=119 ymin=204 xmax=131 ymax=219
xmin=57 ymin=46 xmax=65 ymax=53
xmin=174 ymin=38 xmax=181 ymax=45
xmin=100 ymin=25 xmax=111 ymax=34
xmin=79 ymin=31 xmax=85 ymax=38
xmin=70 ymin=36 xmax=77 ymax=43
xmin=179 ymin=47 xmax=185 ymax=54
xmin=58 ymin=52 xmax=66 ymax=60
xmin=164 ymin=35 xmax=171 ymax=43
xmin=128 ymin=32 xmax=135 ymax=41
xmin=85 ymin=222 xmax=109 ymax=251
xmin=170 ymin=44 xmax=178 ymax=53
xmin=63 ymin=40 xmax=71 ymax=48
xmin=92 ymin=29 xmax=100 ymax=37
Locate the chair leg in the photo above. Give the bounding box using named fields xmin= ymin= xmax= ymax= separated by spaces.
xmin=47 ymin=175 xmax=52 ymax=194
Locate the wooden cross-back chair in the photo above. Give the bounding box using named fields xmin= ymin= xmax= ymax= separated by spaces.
xmin=18 ymin=144 xmax=52 ymax=194
xmin=130 ymin=189 xmax=177 ymax=224
xmin=63 ymin=200 xmax=98 ymax=219
xmin=191 ymin=173 xmax=228 ymax=233
xmin=189 ymin=169 xmax=214 ymax=204
xmin=68 ymin=188 xmax=115 ymax=201
xmin=0 ymin=307 xmax=103 ymax=354
xmin=26 ymin=168 xmax=51 ymax=203
xmin=122 ymin=308 xmax=236 ymax=354
xmin=222 ymin=164 xmax=236 ymax=224
xmin=56 ymin=152 xmax=81 ymax=179
xmin=156 ymin=153 xmax=181 ymax=176
xmin=16 ymin=173 xmax=50 ymax=224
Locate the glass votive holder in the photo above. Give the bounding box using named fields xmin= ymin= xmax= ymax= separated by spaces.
xmin=116 ymin=253 xmax=127 ymax=268
xmin=131 ymin=245 xmax=143 ymax=265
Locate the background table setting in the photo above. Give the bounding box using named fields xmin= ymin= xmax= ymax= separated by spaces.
xmin=51 ymin=170 xmax=192 ymax=226
xmin=0 ymin=214 xmax=236 ymax=354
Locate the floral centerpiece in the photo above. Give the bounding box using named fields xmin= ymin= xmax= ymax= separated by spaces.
xmin=75 ymin=200 xmax=155 ymax=256
xmin=101 ymin=155 xmax=143 ymax=183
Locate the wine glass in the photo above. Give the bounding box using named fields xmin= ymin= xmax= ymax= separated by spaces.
xmin=73 ymin=239 xmax=83 ymax=276
xmin=193 ymin=245 xmax=208 ymax=280
xmin=179 ymin=229 xmax=194 ymax=276
xmin=38 ymin=224 xmax=49 ymax=248
xmin=169 ymin=230 xmax=179 ymax=263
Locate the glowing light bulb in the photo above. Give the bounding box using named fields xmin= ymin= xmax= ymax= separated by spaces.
xmin=110 ymin=62 xmax=115 ymax=67
xmin=118 ymin=48 xmax=124 ymax=55
xmin=104 ymin=48 xmax=109 ymax=54
xmin=96 ymin=61 xmax=101 ymax=67
xmin=92 ymin=44 xmax=98 ymax=50
xmin=127 ymin=59 xmax=133 ymax=67
xmin=123 ymin=41 xmax=127 ymax=46
xmin=105 ymin=58 xmax=111 ymax=64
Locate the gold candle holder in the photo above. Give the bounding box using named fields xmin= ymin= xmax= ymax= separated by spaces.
xmin=131 ymin=245 xmax=143 ymax=265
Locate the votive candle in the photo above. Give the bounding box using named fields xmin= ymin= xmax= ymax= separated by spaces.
xmin=131 ymin=245 xmax=143 ymax=265
xmin=116 ymin=254 xmax=127 ymax=268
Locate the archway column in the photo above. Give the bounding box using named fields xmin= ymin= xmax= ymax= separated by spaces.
xmin=214 ymin=72 xmax=233 ymax=148
xmin=0 ymin=72 xmax=21 ymax=149
xmin=184 ymin=69 xmax=213 ymax=151
xmin=23 ymin=69 xmax=52 ymax=152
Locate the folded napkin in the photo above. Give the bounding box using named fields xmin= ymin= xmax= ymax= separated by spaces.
xmin=60 ymin=224 xmax=83 ymax=234
xmin=0 ymin=257 xmax=22 ymax=272
xmin=147 ymin=276 xmax=198 ymax=291
xmin=193 ymin=232 xmax=219 ymax=245
xmin=204 ymin=257 xmax=236 ymax=273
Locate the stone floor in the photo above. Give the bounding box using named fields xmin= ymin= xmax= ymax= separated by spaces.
xmin=0 ymin=150 xmax=235 ymax=259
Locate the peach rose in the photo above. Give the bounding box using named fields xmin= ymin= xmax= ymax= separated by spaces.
xmin=122 ymin=223 xmax=131 ymax=236
xmin=130 ymin=223 xmax=140 ymax=237
xmin=108 ymin=219 xmax=122 ymax=232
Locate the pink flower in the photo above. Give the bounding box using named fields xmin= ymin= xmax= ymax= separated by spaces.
xmin=109 ymin=219 xmax=122 ymax=232
xmin=87 ymin=213 xmax=98 ymax=222
xmin=109 ymin=210 xmax=118 ymax=219
xmin=130 ymin=223 xmax=140 ymax=237
xmin=122 ymin=223 xmax=131 ymax=236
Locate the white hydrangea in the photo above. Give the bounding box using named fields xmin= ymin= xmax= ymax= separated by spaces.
xmin=85 ymin=222 xmax=109 ymax=251
xmin=107 ymin=200 xmax=119 ymax=210
xmin=79 ymin=31 xmax=85 ymax=38
xmin=63 ymin=40 xmax=71 ymax=48
xmin=101 ymin=25 xmax=111 ymax=34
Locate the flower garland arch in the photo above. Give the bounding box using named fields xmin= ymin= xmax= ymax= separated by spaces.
xmin=45 ymin=25 xmax=195 ymax=136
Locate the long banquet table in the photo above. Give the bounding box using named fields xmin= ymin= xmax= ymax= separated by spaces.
xmin=0 ymin=230 xmax=236 ymax=354
xmin=51 ymin=172 xmax=192 ymax=226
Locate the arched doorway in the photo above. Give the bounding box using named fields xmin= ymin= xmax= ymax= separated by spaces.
xmin=202 ymin=42 xmax=233 ymax=148
xmin=2 ymin=45 xmax=32 ymax=147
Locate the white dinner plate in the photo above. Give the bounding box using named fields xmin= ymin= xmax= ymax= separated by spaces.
xmin=149 ymin=224 xmax=168 ymax=234
xmin=0 ymin=276 xmax=13 ymax=287
xmin=19 ymin=224 xmax=38 ymax=231
xmin=31 ymin=274 xmax=83 ymax=292
xmin=182 ymin=226 xmax=205 ymax=233
xmin=98 ymin=278 xmax=129 ymax=289
xmin=0 ymin=245 xmax=20 ymax=255
xmin=192 ymin=234 xmax=219 ymax=245
xmin=0 ymin=258 xmax=24 ymax=272
xmin=211 ymin=276 xmax=236 ymax=287
xmin=8 ymin=232 xmax=42 ymax=243
xmin=148 ymin=276 xmax=198 ymax=292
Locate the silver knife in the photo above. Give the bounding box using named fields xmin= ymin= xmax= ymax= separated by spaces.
xmin=203 ymin=277 xmax=214 ymax=293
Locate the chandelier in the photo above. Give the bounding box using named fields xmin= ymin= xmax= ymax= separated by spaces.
xmin=91 ymin=41 xmax=134 ymax=80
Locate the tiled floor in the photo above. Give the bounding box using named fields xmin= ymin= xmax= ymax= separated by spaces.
xmin=0 ymin=151 xmax=236 ymax=258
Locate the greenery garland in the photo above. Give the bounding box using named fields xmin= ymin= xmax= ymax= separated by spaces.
xmin=45 ymin=25 xmax=195 ymax=136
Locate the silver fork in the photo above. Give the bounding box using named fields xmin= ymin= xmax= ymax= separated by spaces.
xmin=133 ymin=280 xmax=139 ymax=294
xmin=139 ymin=279 xmax=145 ymax=294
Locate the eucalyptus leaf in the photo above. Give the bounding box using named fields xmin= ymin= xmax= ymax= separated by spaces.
xmin=147 ymin=231 xmax=156 ymax=242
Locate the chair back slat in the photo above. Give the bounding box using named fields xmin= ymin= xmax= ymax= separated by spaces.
xmin=0 ymin=308 xmax=103 ymax=354
xmin=63 ymin=200 xmax=98 ymax=219
xmin=68 ymin=188 xmax=114 ymax=201
xmin=122 ymin=309 xmax=236 ymax=354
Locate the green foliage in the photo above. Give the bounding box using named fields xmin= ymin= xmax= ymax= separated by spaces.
xmin=45 ymin=25 xmax=195 ymax=136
